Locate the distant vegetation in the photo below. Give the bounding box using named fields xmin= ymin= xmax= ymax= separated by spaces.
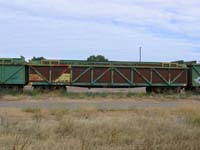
xmin=87 ymin=55 xmax=109 ymax=62
xmin=31 ymin=57 xmax=46 ymax=60
xmin=30 ymin=55 xmax=109 ymax=62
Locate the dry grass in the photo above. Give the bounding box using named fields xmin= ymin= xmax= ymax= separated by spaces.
xmin=0 ymin=105 xmax=200 ymax=150
xmin=1 ymin=90 xmax=200 ymax=102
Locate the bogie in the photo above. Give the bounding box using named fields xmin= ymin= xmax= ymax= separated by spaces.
xmin=146 ymin=87 xmax=182 ymax=94
xmin=33 ymin=86 xmax=67 ymax=92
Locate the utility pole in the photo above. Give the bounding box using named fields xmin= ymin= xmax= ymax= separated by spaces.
xmin=139 ymin=47 xmax=142 ymax=62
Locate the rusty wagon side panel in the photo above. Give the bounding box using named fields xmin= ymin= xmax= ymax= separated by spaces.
xmin=29 ymin=60 xmax=70 ymax=88
xmin=70 ymin=65 xmax=188 ymax=88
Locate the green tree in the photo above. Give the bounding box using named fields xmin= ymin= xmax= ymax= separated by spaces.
xmin=31 ymin=56 xmax=46 ymax=60
xmin=87 ymin=55 xmax=108 ymax=62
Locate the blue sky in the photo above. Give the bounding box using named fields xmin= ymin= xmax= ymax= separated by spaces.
xmin=0 ymin=0 xmax=200 ymax=61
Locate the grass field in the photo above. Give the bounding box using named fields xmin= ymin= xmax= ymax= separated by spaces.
xmin=1 ymin=104 xmax=200 ymax=150
xmin=1 ymin=88 xmax=200 ymax=150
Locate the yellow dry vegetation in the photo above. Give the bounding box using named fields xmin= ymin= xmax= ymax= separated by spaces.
xmin=0 ymin=104 xmax=200 ymax=150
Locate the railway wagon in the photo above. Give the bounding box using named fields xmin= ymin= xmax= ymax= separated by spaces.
xmin=68 ymin=61 xmax=188 ymax=93
xmin=29 ymin=59 xmax=188 ymax=93
xmin=0 ymin=58 xmax=28 ymax=90
xmin=0 ymin=57 xmax=192 ymax=93
xmin=187 ymin=63 xmax=200 ymax=91
xmin=29 ymin=59 xmax=70 ymax=90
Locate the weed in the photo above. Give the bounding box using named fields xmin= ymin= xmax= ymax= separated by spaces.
xmin=54 ymin=118 xmax=75 ymax=137
xmin=49 ymin=108 xmax=69 ymax=120
xmin=186 ymin=113 xmax=200 ymax=126
xmin=32 ymin=112 xmax=43 ymax=123
xmin=22 ymin=108 xmax=41 ymax=114
xmin=12 ymin=135 xmax=31 ymax=150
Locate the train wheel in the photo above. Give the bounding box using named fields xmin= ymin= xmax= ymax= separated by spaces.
xmin=58 ymin=86 xmax=67 ymax=92
xmin=33 ymin=86 xmax=46 ymax=92
xmin=146 ymin=87 xmax=152 ymax=93
xmin=167 ymin=87 xmax=181 ymax=94
xmin=159 ymin=87 xmax=166 ymax=93
xmin=190 ymin=87 xmax=200 ymax=93
xmin=164 ymin=87 xmax=182 ymax=94
xmin=175 ymin=87 xmax=181 ymax=93
xmin=152 ymin=87 xmax=162 ymax=94
xmin=33 ymin=86 xmax=67 ymax=92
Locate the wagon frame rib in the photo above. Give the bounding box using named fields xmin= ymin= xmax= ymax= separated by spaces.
xmin=152 ymin=68 xmax=170 ymax=85
xmin=133 ymin=68 xmax=152 ymax=86
xmin=72 ymin=67 xmax=91 ymax=84
xmin=171 ymin=70 xmax=185 ymax=84
xmin=114 ymin=68 xmax=133 ymax=86
xmin=93 ymin=68 xmax=111 ymax=84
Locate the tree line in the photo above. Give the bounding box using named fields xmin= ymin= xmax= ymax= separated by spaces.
xmin=31 ymin=55 xmax=109 ymax=62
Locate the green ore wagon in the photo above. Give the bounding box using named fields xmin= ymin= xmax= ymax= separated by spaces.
xmin=0 ymin=58 xmax=28 ymax=90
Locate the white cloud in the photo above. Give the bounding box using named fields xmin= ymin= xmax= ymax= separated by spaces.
xmin=0 ymin=0 xmax=199 ymax=61
xmin=2 ymin=0 xmax=200 ymax=36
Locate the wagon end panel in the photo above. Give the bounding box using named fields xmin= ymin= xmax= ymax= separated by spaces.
xmin=189 ymin=65 xmax=200 ymax=87
xmin=0 ymin=65 xmax=27 ymax=85
xmin=169 ymin=69 xmax=188 ymax=86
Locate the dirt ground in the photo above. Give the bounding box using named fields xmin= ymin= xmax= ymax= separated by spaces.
xmin=0 ymin=98 xmax=183 ymax=110
xmin=0 ymin=87 xmax=200 ymax=111
xmin=0 ymin=95 xmax=200 ymax=110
